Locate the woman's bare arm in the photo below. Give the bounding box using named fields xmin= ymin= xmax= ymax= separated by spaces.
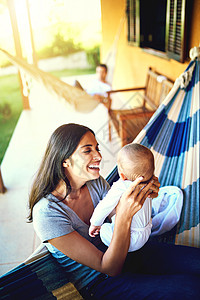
xmin=49 ymin=218 xmax=130 ymax=276
xmin=49 ymin=176 xmax=157 ymax=276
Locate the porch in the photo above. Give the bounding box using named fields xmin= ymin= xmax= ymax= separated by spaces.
xmin=0 ymin=74 xmax=121 ymax=276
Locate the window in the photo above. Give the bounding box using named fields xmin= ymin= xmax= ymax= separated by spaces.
xmin=126 ymin=0 xmax=190 ymax=62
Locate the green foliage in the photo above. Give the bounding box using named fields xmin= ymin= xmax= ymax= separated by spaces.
xmin=0 ymin=74 xmax=22 ymax=163
xmin=85 ymin=45 xmax=100 ymax=68
xmin=0 ymin=102 xmax=12 ymax=119
xmin=50 ymin=67 xmax=95 ymax=78
xmin=37 ymin=32 xmax=83 ymax=59
xmin=36 ymin=32 xmax=100 ymax=68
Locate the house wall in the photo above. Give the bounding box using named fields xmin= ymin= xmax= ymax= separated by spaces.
xmin=100 ymin=0 xmax=200 ymax=89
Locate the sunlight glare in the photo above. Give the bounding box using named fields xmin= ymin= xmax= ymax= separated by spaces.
xmin=14 ymin=0 xmax=33 ymax=61
xmin=0 ymin=0 xmax=101 ymax=64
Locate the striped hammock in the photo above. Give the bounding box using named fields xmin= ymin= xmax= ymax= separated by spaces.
xmin=109 ymin=47 xmax=200 ymax=248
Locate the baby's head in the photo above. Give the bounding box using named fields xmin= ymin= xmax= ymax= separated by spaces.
xmin=117 ymin=143 xmax=155 ymax=183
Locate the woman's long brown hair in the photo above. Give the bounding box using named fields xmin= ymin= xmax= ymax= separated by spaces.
xmin=28 ymin=123 xmax=94 ymax=222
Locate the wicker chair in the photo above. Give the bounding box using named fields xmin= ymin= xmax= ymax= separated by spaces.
xmin=106 ymin=67 xmax=174 ymax=146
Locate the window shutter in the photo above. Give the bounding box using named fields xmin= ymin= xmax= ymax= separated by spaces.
xmin=165 ymin=0 xmax=186 ymax=62
xmin=127 ymin=0 xmax=140 ymax=46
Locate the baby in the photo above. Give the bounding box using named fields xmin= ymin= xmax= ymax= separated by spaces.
xmin=89 ymin=143 xmax=155 ymax=252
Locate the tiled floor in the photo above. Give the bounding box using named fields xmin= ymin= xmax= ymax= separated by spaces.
xmin=0 ymin=74 xmax=121 ymax=276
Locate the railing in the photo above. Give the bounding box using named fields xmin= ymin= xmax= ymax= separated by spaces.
xmin=0 ymin=167 xmax=6 ymax=193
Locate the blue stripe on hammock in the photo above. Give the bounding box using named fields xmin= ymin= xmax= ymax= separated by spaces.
xmin=144 ymin=60 xmax=199 ymax=151
xmin=158 ymin=155 xmax=184 ymax=186
xmin=141 ymin=118 xmax=175 ymax=153
xmin=155 ymin=153 xmax=200 ymax=234
xmin=0 ymin=253 xmax=68 ymax=298
xmin=166 ymin=119 xmax=190 ymax=157
xmin=144 ymin=90 xmax=180 ymax=148
xmin=166 ymin=111 xmax=199 ymax=156
xmin=146 ymin=111 xmax=168 ymax=145
xmin=106 ymin=166 xmax=119 ymax=186
xmin=178 ymin=178 xmax=200 ymax=233
xmin=143 ymin=105 xmax=199 ymax=156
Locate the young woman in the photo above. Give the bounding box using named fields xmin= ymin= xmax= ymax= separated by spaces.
xmin=29 ymin=123 xmax=200 ymax=300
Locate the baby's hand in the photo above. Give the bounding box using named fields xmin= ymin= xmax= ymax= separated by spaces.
xmin=89 ymin=225 xmax=101 ymax=237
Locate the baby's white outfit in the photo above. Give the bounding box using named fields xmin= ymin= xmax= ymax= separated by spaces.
xmin=90 ymin=179 xmax=152 ymax=252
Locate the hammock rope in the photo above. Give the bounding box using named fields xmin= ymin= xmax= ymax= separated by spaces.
xmin=0 ymin=48 xmax=99 ymax=113
xmin=0 ymin=15 xmax=126 ymax=111
xmin=104 ymin=14 xmax=126 ymax=85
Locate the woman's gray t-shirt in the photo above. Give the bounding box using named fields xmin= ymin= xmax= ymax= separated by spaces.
xmin=33 ymin=175 xmax=110 ymax=290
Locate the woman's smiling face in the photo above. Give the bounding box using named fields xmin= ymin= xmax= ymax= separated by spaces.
xmin=63 ymin=131 xmax=102 ymax=184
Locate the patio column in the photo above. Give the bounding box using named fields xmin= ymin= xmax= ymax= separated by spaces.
xmin=0 ymin=167 xmax=6 ymax=193
xmin=7 ymin=0 xmax=30 ymax=110
xmin=25 ymin=0 xmax=38 ymax=67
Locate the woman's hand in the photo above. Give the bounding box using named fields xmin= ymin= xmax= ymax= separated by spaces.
xmin=116 ymin=176 xmax=158 ymax=221
xmin=147 ymin=175 xmax=160 ymax=199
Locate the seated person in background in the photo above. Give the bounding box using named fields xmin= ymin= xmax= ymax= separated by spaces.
xmin=89 ymin=143 xmax=154 ymax=251
xmin=86 ymin=63 xmax=112 ymax=103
